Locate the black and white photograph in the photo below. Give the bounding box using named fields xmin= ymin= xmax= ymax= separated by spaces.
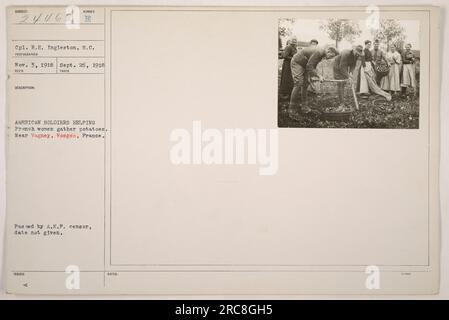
xmin=278 ymin=18 xmax=420 ymax=128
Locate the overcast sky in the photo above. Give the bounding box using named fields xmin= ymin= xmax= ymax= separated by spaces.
xmin=283 ymin=19 xmax=420 ymax=50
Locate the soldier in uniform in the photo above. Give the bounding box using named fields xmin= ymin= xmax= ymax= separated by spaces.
xmin=289 ymin=41 xmax=338 ymax=117
xmin=371 ymin=39 xmax=389 ymax=85
xmin=333 ymin=45 xmax=363 ymax=110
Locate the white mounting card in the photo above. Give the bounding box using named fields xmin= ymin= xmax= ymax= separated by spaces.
xmin=5 ymin=6 xmax=441 ymax=294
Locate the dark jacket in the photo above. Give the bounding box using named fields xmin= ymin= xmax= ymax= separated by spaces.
xmin=282 ymin=44 xmax=297 ymax=61
xmin=361 ymin=48 xmax=373 ymax=68
xmin=333 ymin=49 xmax=358 ymax=79
xmin=371 ymin=48 xmax=386 ymax=65
xmin=291 ymin=46 xmax=320 ymax=67
xmin=401 ymin=50 xmax=415 ymax=64
xmin=306 ymin=48 xmax=326 ymax=78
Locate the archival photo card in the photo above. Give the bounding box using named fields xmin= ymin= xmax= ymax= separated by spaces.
xmin=4 ymin=6 xmax=441 ymax=295
xmin=278 ymin=18 xmax=421 ymax=128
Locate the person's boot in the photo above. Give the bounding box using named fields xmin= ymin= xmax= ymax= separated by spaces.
xmin=300 ymin=87 xmax=307 ymax=104
xmin=300 ymin=87 xmax=311 ymax=113
xmin=338 ymin=93 xmax=344 ymax=106
xmin=288 ymin=103 xmax=302 ymax=121
xmin=287 ymin=103 xmax=295 ymax=116
xmin=401 ymin=87 xmax=407 ymax=98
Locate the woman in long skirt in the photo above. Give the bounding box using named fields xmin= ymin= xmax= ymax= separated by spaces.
xmin=401 ymin=43 xmax=417 ymax=96
xmin=381 ymin=45 xmax=402 ymax=95
xmin=361 ymin=62 xmax=392 ymax=101
xmin=279 ymin=37 xmax=297 ymax=99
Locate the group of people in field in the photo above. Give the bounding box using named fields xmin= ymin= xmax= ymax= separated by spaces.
xmin=279 ymin=37 xmax=417 ymax=119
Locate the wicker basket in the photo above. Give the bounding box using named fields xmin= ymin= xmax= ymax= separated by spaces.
xmin=375 ymin=62 xmax=390 ymax=78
